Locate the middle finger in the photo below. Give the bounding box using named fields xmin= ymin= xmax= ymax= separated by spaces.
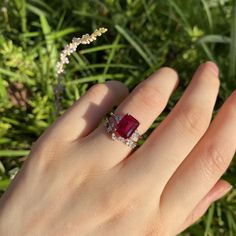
xmin=120 ymin=62 xmax=220 ymax=194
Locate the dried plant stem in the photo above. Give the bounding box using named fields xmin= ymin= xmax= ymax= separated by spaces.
xmin=54 ymin=74 xmax=63 ymax=116
xmin=54 ymin=27 xmax=108 ymax=116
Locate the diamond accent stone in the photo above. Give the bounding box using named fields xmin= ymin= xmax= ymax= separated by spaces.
xmin=130 ymin=142 xmax=137 ymax=149
xmin=112 ymin=133 xmax=117 ymax=140
xmin=125 ymin=139 xmax=131 ymax=145
xmin=131 ymin=130 xmax=140 ymax=142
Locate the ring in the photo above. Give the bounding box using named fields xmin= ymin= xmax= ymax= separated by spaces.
xmin=104 ymin=112 xmax=141 ymax=149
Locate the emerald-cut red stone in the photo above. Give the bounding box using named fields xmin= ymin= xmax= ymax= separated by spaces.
xmin=116 ymin=114 xmax=139 ymax=139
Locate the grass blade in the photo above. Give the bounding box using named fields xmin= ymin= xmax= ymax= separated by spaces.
xmin=199 ymin=41 xmax=215 ymax=61
xmin=0 ymin=68 xmax=20 ymax=78
xmin=40 ymin=15 xmax=57 ymax=70
xmin=229 ymin=1 xmax=236 ymax=81
xmin=67 ymin=74 xmax=125 ymax=84
xmin=47 ymin=28 xmax=80 ymax=40
xmin=198 ymin=35 xmax=230 ymax=44
xmin=204 ymin=203 xmax=215 ymax=236
xmin=14 ymin=0 xmax=27 ymax=46
xmin=201 ymin=0 xmax=213 ymax=31
xmin=0 ymin=150 xmax=30 ymax=157
xmin=115 ymin=24 xmax=155 ymax=68
xmin=103 ymin=34 xmax=121 ymax=77
xmin=0 ymin=77 xmax=8 ymax=102
xmin=26 ymin=3 xmax=48 ymax=16
xmin=30 ymin=0 xmax=54 ymax=13
xmin=73 ymin=11 xmax=111 ymax=24
xmin=76 ymin=63 xmax=138 ymax=70
xmin=79 ymin=44 xmax=125 ymax=54
xmin=167 ymin=0 xmax=191 ymax=33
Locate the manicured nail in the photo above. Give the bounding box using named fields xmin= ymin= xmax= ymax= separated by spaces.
xmin=212 ymin=184 xmax=233 ymax=202
xmin=204 ymin=61 xmax=219 ymax=77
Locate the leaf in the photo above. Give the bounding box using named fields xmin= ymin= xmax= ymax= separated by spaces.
xmin=0 ymin=179 xmax=10 ymax=191
xmin=0 ymin=77 xmax=8 ymax=103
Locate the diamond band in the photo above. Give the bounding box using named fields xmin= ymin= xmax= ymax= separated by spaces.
xmin=104 ymin=113 xmax=141 ymax=149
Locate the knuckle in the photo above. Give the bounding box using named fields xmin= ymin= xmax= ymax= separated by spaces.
xmin=145 ymin=219 xmax=165 ymax=236
xmin=96 ymin=179 xmax=139 ymax=217
xmin=176 ymin=105 xmax=209 ymax=137
xmin=201 ymin=144 xmax=227 ymax=177
xmin=135 ymin=84 xmax=167 ymax=109
xmin=148 ymin=208 xmax=168 ymax=235
xmin=29 ymin=136 xmax=65 ymax=172
xmin=99 ymin=187 xmax=129 ymax=216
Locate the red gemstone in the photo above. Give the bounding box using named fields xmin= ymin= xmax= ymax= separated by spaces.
xmin=116 ymin=114 xmax=140 ymax=139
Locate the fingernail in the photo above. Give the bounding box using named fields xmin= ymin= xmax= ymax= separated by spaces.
xmin=212 ymin=184 xmax=233 ymax=202
xmin=204 ymin=61 xmax=219 ymax=77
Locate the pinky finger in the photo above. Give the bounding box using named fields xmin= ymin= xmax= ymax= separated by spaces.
xmin=176 ymin=179 xmax=232 ymax=235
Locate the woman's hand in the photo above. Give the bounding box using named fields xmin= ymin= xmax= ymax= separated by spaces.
xmin=0 ymin=62 xmax=235 ymax=236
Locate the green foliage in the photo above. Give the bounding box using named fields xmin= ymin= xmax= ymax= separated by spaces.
xmin=0 ymin=0 xmax=235 ymax=235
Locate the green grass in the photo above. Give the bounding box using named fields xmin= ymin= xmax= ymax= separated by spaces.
xmin=0 ymin=0 xmax=235 ymax=235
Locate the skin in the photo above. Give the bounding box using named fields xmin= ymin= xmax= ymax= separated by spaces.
xmin=0 ymin=61 xmax=235 ymax=236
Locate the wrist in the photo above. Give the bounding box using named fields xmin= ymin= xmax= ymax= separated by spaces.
xmin=0 ymin=192 xmax=19 ymax=235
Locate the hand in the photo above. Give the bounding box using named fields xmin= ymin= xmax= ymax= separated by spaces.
xmin=0 ymin=62 xmax=235 ymax=236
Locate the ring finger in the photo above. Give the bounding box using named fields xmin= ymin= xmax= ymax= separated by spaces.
xmin=84 ymin=67 xmax=179 ymax=170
